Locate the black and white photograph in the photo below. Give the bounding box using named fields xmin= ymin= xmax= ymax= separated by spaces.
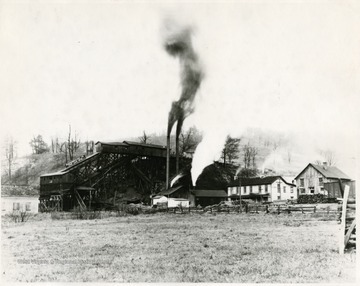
xmin=0 ymin=0 xmax=359 ymax=283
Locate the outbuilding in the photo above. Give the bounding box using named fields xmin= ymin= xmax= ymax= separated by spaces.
xmin=1 ymin=196 xmax=39 ymax=214
xmin=193 ymin=189 xmax=228 ymax=207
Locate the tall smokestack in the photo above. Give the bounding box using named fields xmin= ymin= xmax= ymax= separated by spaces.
xmin=163 ymin=19 xmax=204 ymax=188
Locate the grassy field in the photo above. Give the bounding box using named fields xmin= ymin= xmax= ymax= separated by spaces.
xmin=1 ymin=212 xmax=356 ymax=283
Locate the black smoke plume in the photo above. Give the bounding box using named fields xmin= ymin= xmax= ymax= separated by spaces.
xmin=163 ymin=23 xmax=204 ymax=138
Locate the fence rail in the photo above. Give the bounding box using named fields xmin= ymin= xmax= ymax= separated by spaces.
xmin=160 ymin=204 xmax=340 ymax=215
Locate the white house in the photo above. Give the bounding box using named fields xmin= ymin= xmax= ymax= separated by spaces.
xmin=227 ymin=176 xmax=297 ymax=203
xmin=1 ymin=196 xmax=39 ymax=214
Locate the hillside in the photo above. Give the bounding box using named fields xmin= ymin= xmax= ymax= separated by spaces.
xmin=1 ymin=128 xmax=315 ymax=190
xmin=2 ymin=152 xmax=69 ymax=187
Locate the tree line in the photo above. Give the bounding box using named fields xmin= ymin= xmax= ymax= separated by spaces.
xmin=29 ymin=125 xmax=94 ymax=162
xmin=2 ymin=126 xmax=337 ymax=185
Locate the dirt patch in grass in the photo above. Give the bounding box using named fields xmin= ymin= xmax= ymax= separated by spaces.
xmin=1 ymin=212 xmax=356 ymax=283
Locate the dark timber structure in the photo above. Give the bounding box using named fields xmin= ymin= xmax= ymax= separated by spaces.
xmin=39 ymin=141 xmax=189 ymax=212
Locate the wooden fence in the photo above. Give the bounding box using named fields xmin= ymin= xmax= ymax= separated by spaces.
xmin=162 ymin=204 xmax=339 ymax=215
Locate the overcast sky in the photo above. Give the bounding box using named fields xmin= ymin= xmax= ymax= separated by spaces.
xmin=1 ymin=1 xmax=359 ymax=179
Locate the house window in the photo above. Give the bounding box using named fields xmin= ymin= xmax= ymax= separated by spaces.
xmin=291 ymin=187 xmax=294 ymax=193
xmin=309 ymin=187 xmax=315 ymax=194
xmin=25 ymin=202 xmax=31 ymax=211
xmin=277 ymin=183 xmax=281 ymax=193
xmin=283 ymin=186 xmax=286 ymax=193
xmin=290 ymin=196 xmax=294 ymax=199
xmin=265 ymin=185 xmax=268 ymax=193
xmin=301 ymin=188 xmax=306 ymax=194
xmin=250 ymin=186 xmax=253 ymax=193
xmin=319 ymin=177 xmax=323 ymax=186
xmin=259 ymin=185 xmax=262 ymax=193
xmin=231 ymin=187 xmax=237 ymax=195
xmin=300 ymin=178 xmax=304 ymax=187
xmin=13 ymin=202 xmax=20 ymax=211
xmin=277 ymin=196 xmax=281 ymax=200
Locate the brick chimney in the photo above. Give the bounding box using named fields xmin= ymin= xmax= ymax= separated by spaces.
xmin=322 ymin=162 xmax=328 ymax=169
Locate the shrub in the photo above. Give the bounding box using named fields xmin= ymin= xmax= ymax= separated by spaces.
xmin=297 ymin=194 xmax=336 ymax=204
xmin=8 ymin=211 xmax=31 ymax=223
xmin=124 ymin=206 xmax=139 ymax=215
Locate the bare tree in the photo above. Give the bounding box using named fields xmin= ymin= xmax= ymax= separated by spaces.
xmin=51 ymin=137 xmax=60 ymax=153
xmin=243 ymin=143 xmax=258 ymax=169
xmin=85 ymin=140 xmax=95 ymax=155
xmin=221 ymin=136 xmax=241 ymax=166
xmin=139 ymin=131 xmax=151 ymax=144
xmin=3 ymin=137 xmax=16 ymax=183
xmin=67 ymin=125 xmax=80 ymax=161
xmin=321 ymin=150 xmax=336 ymax=166
xmin=60 ymin=142 xmax=68 ymax=163
xmin=59 ymin=125 xmax=81 ymax=163
xmin=287 ymin=149 xmax=292 ymax=164
xmin=179 ymin=127 xmax=202 ymax=155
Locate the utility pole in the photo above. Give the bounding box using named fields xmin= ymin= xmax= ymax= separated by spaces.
xmin=239 ymin=175 xmax=242 ymax=213
xmin=235 ymin=172 xmax=242 ymax=213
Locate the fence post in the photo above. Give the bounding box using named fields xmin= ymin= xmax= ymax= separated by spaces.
xmin=255 ymin=205 xmax=258 ymax=214
xmin=339 ymin=186 xmax=350 ymax=255
xmin=327 ymin=206 xmax=329 ymax=215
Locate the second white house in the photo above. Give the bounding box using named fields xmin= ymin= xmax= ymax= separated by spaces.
xmin=227 ymin=176 xmax=297 ymax=203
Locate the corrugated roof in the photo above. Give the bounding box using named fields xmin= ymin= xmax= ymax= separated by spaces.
xmin=95 ymin=141 xmax=128 ymax=147
xmin=228 ymin=176 xmax=294 ymax=187
xmin=295 ymin=163 xmax=351 ymax=180
xmin=96 ymin=141 xmax=166 ymax=149
xmin=40 ymin=171 xmax=66 ymax=177
xmin=123 ymin=141 xmax=167 ymax=149
xmin=193 ymin=189 xmax=228 ymax=197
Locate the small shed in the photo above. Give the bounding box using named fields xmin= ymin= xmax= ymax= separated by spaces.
xmin=152 ymin=195 xmax=168 ymax=206
xmin=324 ymin=180 xmax=356 ymax=199
xmin=193 ymin=189 xmax=228 ymax=207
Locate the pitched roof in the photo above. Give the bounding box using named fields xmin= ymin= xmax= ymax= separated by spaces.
xmin=156 ymin=185 xmax=183 ymax=196
xmin=228 ymin=176 xmax=295 ymax=187
xmin=295 ymin=163 xmax=351 ymax=180
xmin=193 ymin=189 xmax=228 ymax=197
